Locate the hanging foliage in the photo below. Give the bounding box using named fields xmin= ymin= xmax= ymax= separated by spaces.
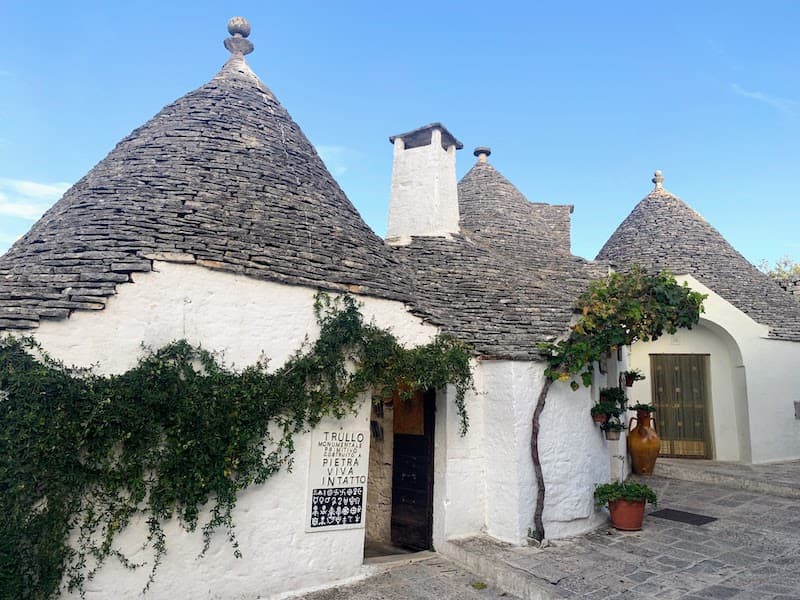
xmin=527 ymin=267 xmax=706 ymax=541
xmin=0 ymin=294 xmax=473 ymax=600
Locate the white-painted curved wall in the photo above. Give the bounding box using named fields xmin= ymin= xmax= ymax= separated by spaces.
xmin=476 ymin=361 xmax=608 ymax=544
xmin=19 ymin=260 xmax=617 ymax=598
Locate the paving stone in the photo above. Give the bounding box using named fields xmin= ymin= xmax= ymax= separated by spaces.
xmin=692 ymin=585 xmax=742 ymax=599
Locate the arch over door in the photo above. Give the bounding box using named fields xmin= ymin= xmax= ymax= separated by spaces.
xmin=650 ymin=354 xmax=712 ymax=458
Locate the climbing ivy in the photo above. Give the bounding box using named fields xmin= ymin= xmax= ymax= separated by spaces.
xmin=527 ymin=267 xmax=706 ymax=541
xmin=0 ymin=294 xmax=473 ymax=600
xmin=539 ymin=266 xmax=707 ymax=387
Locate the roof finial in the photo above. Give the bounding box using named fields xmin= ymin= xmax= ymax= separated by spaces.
xmin=474 ymin=146 xmax=491 ymax=164
xmin=652 ymin=169 xmax=664 ymax=190
xmin=224 ymin=17 xmax=254 ymax=56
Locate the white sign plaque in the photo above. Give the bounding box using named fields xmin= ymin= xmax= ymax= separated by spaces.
xmin=306 ymin=427 xmax=369 ymax=532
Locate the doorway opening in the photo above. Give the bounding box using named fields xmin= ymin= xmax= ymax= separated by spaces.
xmin=364 ymin=387 xmax=435 ymax=559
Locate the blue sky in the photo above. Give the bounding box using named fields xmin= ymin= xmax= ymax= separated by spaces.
xmin=1 ymin=1 xmax=798 ymax=266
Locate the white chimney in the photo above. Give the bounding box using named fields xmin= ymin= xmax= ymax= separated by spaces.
xmin=386 ymin=123 xmax=463 ymax=244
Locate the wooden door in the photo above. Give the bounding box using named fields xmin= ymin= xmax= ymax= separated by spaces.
xmin=391 ymin=388 xmax=435 ymax=550
xmin=650 ymin=354 xmax=711 ymax=458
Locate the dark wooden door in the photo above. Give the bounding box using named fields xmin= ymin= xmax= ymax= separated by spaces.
xmin=650 ymin=354 xmax=711 ymax=458
xmin=391 ymin=388 xmax=435 ymax=550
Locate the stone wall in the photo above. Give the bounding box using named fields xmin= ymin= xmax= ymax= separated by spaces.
xmin=365 ymin=402 xmax=394 ymax=544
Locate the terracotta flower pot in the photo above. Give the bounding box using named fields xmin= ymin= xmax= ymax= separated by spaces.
xmin=624 ymin=374 xmax=636 ymax=387
xmin=592 ymin=413 xmax=607 ymax=424
xmin=608 ymin=499 xmax=646 ymax=531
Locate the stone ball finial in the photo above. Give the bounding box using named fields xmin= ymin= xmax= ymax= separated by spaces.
xmin=224 ymin=17 xmax=254 ymax=56
xmin=652 ymin=169 xmax=664 ymax=190
xmin=228 ymin=17 xmax=251 ymax=38
xmin=474 ymin=146 xmax=491 ymax=163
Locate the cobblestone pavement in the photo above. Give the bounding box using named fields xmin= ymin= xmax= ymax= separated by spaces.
xmin=451 ymin=475 xmax=800 ymax=599
xmin=289 ymin=472 xmax=800 ymax=600
xmin=289 ymin=555 xmax=520 ymax=600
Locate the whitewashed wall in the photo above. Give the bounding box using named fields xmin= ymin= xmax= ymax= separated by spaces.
xmin=471 ymin=361 xmax=607 ymax=544
xmin=629 ymin=275 xmax=800 ymax=464
xmin=28 ymin=261 xmax=439 ymax=600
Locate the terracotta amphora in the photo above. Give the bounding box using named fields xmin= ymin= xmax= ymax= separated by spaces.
xmin=628 ymin=410 xmax=660 ymax=475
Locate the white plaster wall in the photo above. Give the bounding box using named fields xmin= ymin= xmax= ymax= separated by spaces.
xmin=479 ymin=361 xmax=607 ymax=544
xmin=25 ymin=261 xmax=440 ymax=599
xmin=432 ymin=380 xmax=486 ymax=548
xmin=32 ymin=261 xmax=439 ymax=374
xmin=386 ymin=129 xmax=460 ymax=241
xmin=743 ymin=336 xmax=800 ymax=462
xmin=70 ymin=408 xmax=372 ymax=600
xmin=630 ymin=275 xmax=800 ymax=464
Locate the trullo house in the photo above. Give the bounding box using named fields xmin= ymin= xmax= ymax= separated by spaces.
xmin=599 ymin=172 xmax=800 ymax=465
xmin=2 ymin=16 xmax=799 ymax=600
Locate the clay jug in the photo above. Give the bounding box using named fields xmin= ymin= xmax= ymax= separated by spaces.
xmin=628 ymin=410 xmax=660 ymax=475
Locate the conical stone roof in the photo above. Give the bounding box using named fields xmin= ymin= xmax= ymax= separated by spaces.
xmin=597 ymin=174 xmax=800 ymax=341
xmin=458 ymin=148 xmax=573 ymax=257
xmin=0 ymin=19 xmax=409 ymax=331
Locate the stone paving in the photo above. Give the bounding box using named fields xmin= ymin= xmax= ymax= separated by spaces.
xmin=288 ymin=465 xmax=800 ymax=600
xmin=288 ymin=555 xmax=520 ymax=600
xmin=448 ymin=475 xmax=800 ymax=599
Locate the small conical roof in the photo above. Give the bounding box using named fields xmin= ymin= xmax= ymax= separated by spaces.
xmin=597 ymin=174 xmax=800 ymax=341
xmin=458 ymin=150 xmax=573 ymax=257
xmin=0 ymin=18 xmax=408 ymax=331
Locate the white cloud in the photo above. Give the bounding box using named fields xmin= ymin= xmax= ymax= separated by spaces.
xmin=0 ymin=179 xmax=71 ymax=220
xmin=731 ymin=83 xmax=797 ymax=116
xmin=315 ymin=145 xmax=349 ymax=176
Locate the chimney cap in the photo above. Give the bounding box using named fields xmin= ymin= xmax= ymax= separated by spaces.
xmin=388 ymin=122 xmax=464 ymax=150
xmin=473 ymin=147 xmax=491 ymax=163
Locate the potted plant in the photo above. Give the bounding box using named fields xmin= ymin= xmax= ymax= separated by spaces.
xmin=622 ymin=369 xmax=645 ymax=387
xmin=600 ymin=418 xmax=626 ymax=440
xmin=599 ymin=386 xmax=626 ymax=407
xmin=628 ymin=404 xmax=660 ymax=475
xmin=594 ymin=480 xmax=657 ymax=531
xmin=590 ymin=402 xmax=618 ymax=424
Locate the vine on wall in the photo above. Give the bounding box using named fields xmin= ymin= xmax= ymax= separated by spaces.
xmin=0 ymin=294 xmax=473 ymax=600
xmin=528 ymin=267 xmax=706 ymax=541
